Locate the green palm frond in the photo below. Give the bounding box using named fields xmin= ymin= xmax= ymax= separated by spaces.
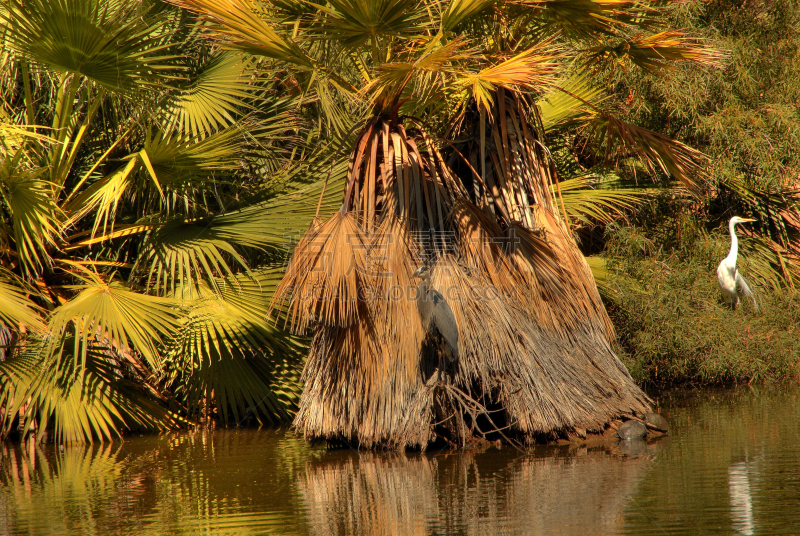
xmin=165 ymin=268 xmax=305 ymax=424
xmin=584 ymin=254 xmax=616 ymax=301
xmin=135 ymin=177 xmax=335 ymax=297
xmin=165 ymin=51 xmax=257 ymax=140
xmin=0 ymin=0 xmax=178 ymax=93
xmin=0 ymin=270 xmax=45 ymax=333
xmin=62 ymin=156 xmax=138 ymax=236
xmin=169 ymin=0 xmax=314 ymax=69
xmin=556 ymin=174 xmax=647 ymax=226
xmin=737 ymin=233 xmax=800 ymax=292
xmin=309 ymin=0 xmax=430 ymax=49
xmin=176 ymin=347 xmax=303 ymax=425
xmin=538 ymin=71 xmax=604 ymax=131
xmin=367 ymin=36 xmax=476 ymax=106
xmin=47 ymin=274 xmax=183 ymax=372
xmin=0 ymin=159 xmax=62 ymax=275
xmin=529 ymin=0 xmax=639 ymax=40
xmin=440 ymin=0 xmax=496 ymax=32
xmin=0 ymin=121 xmax=59 ymax=148
xmin=584 ymin=31 xmax=725 ymax=72
xmin=583 ymin=112 xmax=709 ymax=190
xmin=0 ymin=343 xmax=182 ymax=443
xmin=720 ymin=174 xmax=798 ymax=250
xmin=64 ymin=128 xmax=242 ymax=230
xmin=139 ymin=128 xmax=243 ymax=191
xmin=137 ymin=218 xmax=254 ymax=298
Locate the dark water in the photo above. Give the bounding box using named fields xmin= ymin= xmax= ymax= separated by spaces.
xmin=1 ymin=386 xmax=799 ymax=535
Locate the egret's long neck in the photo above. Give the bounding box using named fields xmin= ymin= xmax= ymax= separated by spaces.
xmin=728 ymin=220 xmax=739 ymax=263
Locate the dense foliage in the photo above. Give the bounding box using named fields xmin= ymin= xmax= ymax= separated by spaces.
xmin=0 ymin=0 xmax=794 ymax=443
xmin=600 ymin=0 xmax=800 ymax=385
xmin=0 ymin=0 xmax=345 ymax=442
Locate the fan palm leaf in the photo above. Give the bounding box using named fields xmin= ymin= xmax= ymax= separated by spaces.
xmin=440 ymin=0 xmax=496 ymax=32
xmin=556 ymin=175 xmax=646 ymax=226
xmin=461 ymin=44 xmax=564 ymax=113
xmin=584 ymin=30 xmax=725 ymax=72
xmin=165 ymin=51 xmax=259 ymax=140
xmin=0 ymin=0 xmax=178 ymax=93
xmin=0 ymin=342 xmax=182 ymax=443
xmin=0 ymin=159 xmax=62 ymax=276
xmin=527 ymin=0 xmax=641 ymax=40
xmin=133 ymin=176 xmax=334 ymax=297
xmin=537 ymin=71 xmax=605 ymax=131
xmin=0 ymin=270 xmax=45 ymax=333
xmin=168 ymin=0 xmax=315 ymax=69
xmin=47 ymin=273 xmax=183 ymax=372
xmin=307 ymin=0 xmax=430 ymax=49
xmin=582 ymin=111 xmax=709 ymax=190
xmin=166 ymin=269 xmax=305 ymax=424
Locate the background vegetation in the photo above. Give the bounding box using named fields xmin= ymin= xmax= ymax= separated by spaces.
xmin=593 ymin=0 xmax=800 ymax=385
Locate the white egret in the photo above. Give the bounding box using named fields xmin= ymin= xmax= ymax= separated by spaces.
xmin=717 ymin=216 xmax=758 ymax=310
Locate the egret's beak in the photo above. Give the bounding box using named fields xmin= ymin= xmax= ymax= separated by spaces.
xmin=740 ymin=218 xmax=756 ymax=223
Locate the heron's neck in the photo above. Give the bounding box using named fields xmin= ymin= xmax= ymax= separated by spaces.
xmin=728 ymin=220 xmax=739 ymax=263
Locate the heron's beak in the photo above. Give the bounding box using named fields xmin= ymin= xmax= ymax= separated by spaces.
xmin=740 ymin=218 xmax=756 ymax=223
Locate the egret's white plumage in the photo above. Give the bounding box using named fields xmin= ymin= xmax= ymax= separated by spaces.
xmin=717 ymin=216 xmax=758 ymax=310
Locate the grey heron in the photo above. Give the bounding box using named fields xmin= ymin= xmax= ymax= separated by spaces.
xmin=411 ymin=265 xmax=459 ymax=361
xmin=717 ymin=216 xmax=758 ymax=310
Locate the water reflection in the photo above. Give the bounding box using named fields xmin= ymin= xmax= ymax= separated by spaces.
xmin=728 ymin=461 xmax=754 ymax=536
xmin=2 ymin=386 xmax=800 ymax=535
xmin=299 ymin=441 xmax=666 ymax=536
xmin=0 ymin=430 xmax=314 ymax=535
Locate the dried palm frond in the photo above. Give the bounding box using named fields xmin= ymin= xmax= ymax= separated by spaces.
xmin=273 ymin=210 xmax=369 ymax=332
xmin=442 ymin=87 xmax=647 ymax=437
xmin=450 ymin=88 xmax=560 ymax=222
xmin=286 ymin=87 xmax=650 ymax=449
xmin=295 ymin=316 xmax=433 ymax=448
xmin=585 ymin=31 xmax=725 ymax=72
xmin=367 ymin=217 xmax=427 ymax=374
xmin=581 ymin=112 xmax=709 ymax=190
xmin=338 ymin=116 xmax=466 ymax=232
xmin=287 ymin=116 xmax=464 ymax=447
xmin=430 ymin=255 xmax=647 ymax=437
xmin=461 ymin=44 xmax=564 ymax=114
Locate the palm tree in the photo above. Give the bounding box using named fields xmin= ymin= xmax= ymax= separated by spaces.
xmin=171 ymin=0 xmax=721 ymax=447
xmin=0 ymin=0 xmax=334 ymax=442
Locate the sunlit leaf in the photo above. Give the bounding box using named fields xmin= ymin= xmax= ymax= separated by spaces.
xmin=165 ymin=51 xmax=258 ymax=139
xmin=0 ymin=0 xmax=178 ymax=92
xmin=47 ymin=275 xmax=183 ymax=372
xmin=0 ymin=160 xmax=62 ymax=275
xmin=585 ymin=31 xmax=725 ymax=72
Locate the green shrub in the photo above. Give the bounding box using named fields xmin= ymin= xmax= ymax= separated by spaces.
xmin=606 ymin=218 xmax=800 ymax=386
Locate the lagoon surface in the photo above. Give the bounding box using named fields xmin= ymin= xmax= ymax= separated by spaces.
xmin=1 ymin=387 xmax=799 ymax=535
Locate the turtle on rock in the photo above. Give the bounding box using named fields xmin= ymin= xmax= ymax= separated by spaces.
xmin=616 ymin=420 xmax=648 ymax=440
